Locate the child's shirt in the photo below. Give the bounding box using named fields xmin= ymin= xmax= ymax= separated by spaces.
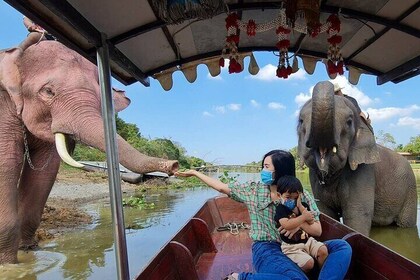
xmin=274 ymin=202 xmax=310 ymax=244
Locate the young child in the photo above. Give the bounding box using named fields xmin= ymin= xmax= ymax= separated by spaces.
xmin=273 ymin=175 xmax=329 ymax=273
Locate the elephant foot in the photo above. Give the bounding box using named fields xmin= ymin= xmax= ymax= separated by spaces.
xmin=19 ymin=239 xmax=39 ymax=251
xmin=0 ymin=251 xmax=18 ymax=264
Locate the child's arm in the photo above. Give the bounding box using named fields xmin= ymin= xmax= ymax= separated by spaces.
xmin=300 ymin=220 xmax=322 ymax=237
xmin=279 ymin=210 xmax=314 ymax=230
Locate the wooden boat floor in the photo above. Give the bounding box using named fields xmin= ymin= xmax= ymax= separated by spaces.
xmin=196 ymin=230 xmax=253 ymax=279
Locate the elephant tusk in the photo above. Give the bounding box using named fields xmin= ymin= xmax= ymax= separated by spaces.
xmin=332 ymin=146 xmax=337 ymax=154
xmin=55 ymin=133 xmax=84 ymax=168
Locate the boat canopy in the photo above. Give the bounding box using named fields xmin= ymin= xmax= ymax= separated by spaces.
xmin=6 ymin=0 xmax=420 ymax=89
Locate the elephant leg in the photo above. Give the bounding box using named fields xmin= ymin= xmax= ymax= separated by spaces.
xmin=316 ymin=201 xmax=340 ymax=221
xmin=18 ymin=144 xmax=60 ymax=249
xmin=0 ymin=174 xmax=21 ymax=263
xmin=341 ymin=194 xmax=374 ymax=236
xmin=397 ymin=181 xmax=417 ymax=227
xmin=0 ymin=143 xmax=24 ymax=263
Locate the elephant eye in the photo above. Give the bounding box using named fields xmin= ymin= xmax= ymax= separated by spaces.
xmin=40 ymin=87 xmax=55 ymax=98
xmin=346 ymin=119 xmax=353 ymax=127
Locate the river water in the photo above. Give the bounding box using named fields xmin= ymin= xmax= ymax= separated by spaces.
xmin=1 ymin=172 xmax=419 ymax=279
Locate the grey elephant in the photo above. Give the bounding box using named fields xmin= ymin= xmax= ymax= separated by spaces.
xmin=0 ymin=32 xmax=178 ymax=264
xmin=297 ymin=81 xmax=417 ymax=236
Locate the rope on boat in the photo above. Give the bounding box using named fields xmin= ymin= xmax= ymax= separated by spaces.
xmin=217 ymin=222 xmax=250 ymax=235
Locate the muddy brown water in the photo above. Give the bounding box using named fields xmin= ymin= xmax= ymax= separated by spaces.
xmin=1 ymin=173 xmax=419 ymax=279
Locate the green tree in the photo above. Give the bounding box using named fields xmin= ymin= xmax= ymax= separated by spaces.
xmin=402 ymin=135 xmax=420 ymax=153
xmin=148 ymin=138 xmax=180 ymax=159
xmin=73 ymin=144 xmax=106 ymax=161
xmin=289 ymin=146 xmax=305 ymax=170
xmin=116 ymin=116 xmax=141 ymax=140
xmin=375 ymin=130 xmax=396 ymax=149
xmin=189 ymin=156 xmax=206 ymax=168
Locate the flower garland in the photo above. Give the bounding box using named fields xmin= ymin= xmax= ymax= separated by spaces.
xmin=220 ymin=13 xmax=242 ymax=73
xmin=276 ymin=26 xmax=292 ymax=79
xmin=326 ymin=14 xmax=344 ymax=77
xmin=220 ymin=9 xmax=343 ymax=79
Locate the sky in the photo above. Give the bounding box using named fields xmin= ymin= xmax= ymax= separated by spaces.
xmin=1 ymin=2 xmax=419 ymax=165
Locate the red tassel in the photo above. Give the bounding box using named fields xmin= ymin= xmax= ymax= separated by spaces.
xmin=219 ymin=57 xmax=225 ymax=67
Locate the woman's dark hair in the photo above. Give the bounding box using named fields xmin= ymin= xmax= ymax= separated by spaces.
xmin=276 ymin=175 xmax=303 ymax=194
xmin=261 ymin=150 xmax=295 ymax=185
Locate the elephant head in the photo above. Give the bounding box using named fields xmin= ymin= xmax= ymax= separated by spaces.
xmin=297 ymin=81 xmax=379 ymax=176
xmin=0 ymin=35 xmax=178 ymax=175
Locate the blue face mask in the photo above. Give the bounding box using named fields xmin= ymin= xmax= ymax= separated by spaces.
xmin=260 ymin=169 xmax=274 ymax=185
xmin=283 ymin=199 xmax=296 ymax=211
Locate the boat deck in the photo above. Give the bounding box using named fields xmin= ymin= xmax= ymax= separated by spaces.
xmin=196 ymin=198 xmax=253 ymax=279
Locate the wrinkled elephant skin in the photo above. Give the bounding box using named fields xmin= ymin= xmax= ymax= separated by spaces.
xmin=297 ymin=81 xmax=417 ymax=236
xmin=0 ymin=35 xmax=178 ymax=263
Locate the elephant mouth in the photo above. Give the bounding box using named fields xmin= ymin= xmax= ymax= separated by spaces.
xmin=312 ymin=145 xmax=338 ymax=174
xmin=55 ymin=133 xmax=85 ymax=168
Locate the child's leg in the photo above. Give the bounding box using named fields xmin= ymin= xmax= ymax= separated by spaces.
xmin=306 ymin=237 xmax=329 ymax=268
xmin=316 ymin=245 xmax=329 ymax=268
xmin=282 ymin=242 xmax=313 ymax=273
xmin=300 ymin=257 xmax=315 ymax=273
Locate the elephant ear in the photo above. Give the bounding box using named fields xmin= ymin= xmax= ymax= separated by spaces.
xmin=0 ymin=32 xmax=43 ymax=116
xmin=0 ymin=48 xmax=24 ymax=116
xmin=348 ymin=118 xmax=380 ymax=170
xmin=113 ymin=87 xmax=131 ymax=112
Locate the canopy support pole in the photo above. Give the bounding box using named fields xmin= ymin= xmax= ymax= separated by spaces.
xmin=96 ymin=33 xmax=130 ymax=280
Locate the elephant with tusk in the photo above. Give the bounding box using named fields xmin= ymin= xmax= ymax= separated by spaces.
xmin=0 ymin=32 xmax=178 ymax=263
xmin=297 ymin=81 xmax=417 ymax=236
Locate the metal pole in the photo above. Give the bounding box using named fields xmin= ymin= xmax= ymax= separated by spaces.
xmin=96 ymin=33 xmax=130 ymax=280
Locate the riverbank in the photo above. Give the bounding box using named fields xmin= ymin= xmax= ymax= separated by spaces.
xmin=36 ymin=168 xmax=147 ymax=242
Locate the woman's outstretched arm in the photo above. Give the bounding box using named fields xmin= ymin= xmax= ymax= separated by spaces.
xmin=175 ymin=170 xmax=231 ymax=195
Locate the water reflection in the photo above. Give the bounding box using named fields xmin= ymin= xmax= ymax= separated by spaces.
xmin=1 ymin=172 xmax=418 ymax=279
xmin=12 ymin=186 xmax=218 ymax=280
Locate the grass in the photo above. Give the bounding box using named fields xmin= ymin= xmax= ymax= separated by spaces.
xmin=411 ymin=163 xmax=420 ymax=170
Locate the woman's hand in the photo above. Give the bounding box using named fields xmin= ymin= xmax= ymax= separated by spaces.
xmin=174 ymin=170 xmax=197 ymax=177
xmin=279 ymin=226 xmax=300 ymax=238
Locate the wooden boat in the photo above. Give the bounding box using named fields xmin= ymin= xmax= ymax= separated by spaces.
xmin=135 ymin=196 xmax=420 ymax=280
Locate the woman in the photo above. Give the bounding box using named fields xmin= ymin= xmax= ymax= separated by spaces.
xmin=175 ymin=150 xmax=351 ymax=280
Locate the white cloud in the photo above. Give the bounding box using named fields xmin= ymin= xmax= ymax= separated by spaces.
xmin=295 ymin=92 xmax=311 ymax=108
xmin=289 ymin=69 xmax=307 ymax=80
xmin=367 ymin=105 xmax=420 ymax=121
xmin=248 ymin=64 xmax=307 ymax=81
xmin=249 ymin=64 xmax=277 ymax=81
xmin=213 ymin=103 xmax=241 ymax=114
xmin=202 ymin=111 xmax=213 ymax=117
xmin=228 ymin=103 xmax=241 ymax=111
xmin=330 ymin=76 xmax=374 ymax=107
xmin=250 ymin=99 xmax=260 ymax=108
xmin=395 ymin=117 xmax=420 ymax=130
xmin=268 ymin=102 xmax=286 ymax=110
xmin=214 ymin=106 xmax=226 ymax=114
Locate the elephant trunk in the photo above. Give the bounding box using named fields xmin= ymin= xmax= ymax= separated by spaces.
xmin=308 ymin=82 xmax=336 ymax=149
xmin=55 ymin=118 xmax=178 ymax=175
xmin=308 ymin=82 xmax=336 ymax=172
